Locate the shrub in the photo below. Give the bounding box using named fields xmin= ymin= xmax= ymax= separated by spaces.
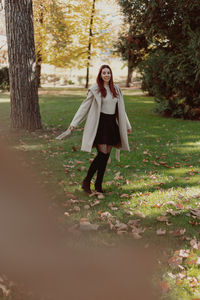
xmin=0 ymin=67 xmax=9 ymax=90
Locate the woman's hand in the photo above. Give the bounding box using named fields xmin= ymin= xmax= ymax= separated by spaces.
xmin=69 ymin=125 xmax=75 ymax=131
xmin=127 ymin=129 xmax=131 ymax=134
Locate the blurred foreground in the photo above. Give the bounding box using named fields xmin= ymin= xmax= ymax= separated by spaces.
xmin=0 ymin=137 xmax=159 ymax=300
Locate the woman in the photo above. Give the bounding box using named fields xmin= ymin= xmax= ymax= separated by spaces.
xmin=57 ymin=65 xmax=131 ymax=194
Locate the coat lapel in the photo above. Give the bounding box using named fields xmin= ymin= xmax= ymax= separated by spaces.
xmin=89 ymin=84 xmax=102 ymax=107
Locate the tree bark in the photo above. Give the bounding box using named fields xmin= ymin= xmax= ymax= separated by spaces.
xmin=126 ymin=50 xmax=134 ymax=87
xmin=35 ymin=1 xmax=44 ymax=88
xmin=36 ymin=52 xmax=42 ymax=88
xmin=126 ymin=65 xmax=134 ymax=87
xmin=5 ymin=0 xmax=42 ymax=130
xmin=85 ymin=0 xmax=95 ymax=89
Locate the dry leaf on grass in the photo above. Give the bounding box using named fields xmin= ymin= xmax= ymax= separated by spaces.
xmin=127 ymin=219 xmax=141 ymax=226
xmin=90 ymin=199 xmax=100 ymax=207
xmin=134 ymin=211 xmax=146 ymax=218
xmin=190 ymin=239 xmax=200 ymax=250
xmin=167 ymin=209 xmax=180 ymax=216
xmin=158 ymin=279 xmax=170 ymax=293
xmin=156 ymin=228 xmax=166 ymax=235
xmin=99 ymin=211 xmax=113 ymax=221
xmin=115 ymin=221 xmax=128 ymax=231
xmin=157 ymin=215 xmax=169 ymax=222
xmin=97 ymin=193 xmax=105 ymax=199
xmin=168 ymin=255 xmax=183 ymax=268
xmin=132 ymin=233 xmax=142 ymax=239
xmin=173 ymin=228 xmax=186 ymax=236
xmin=73 ymin=206 xmax=81 ymax=212
xmin=120 ymin=193 xmax=130 ymax=199
xmin=176 ymin=202 xmax=184 ymax=210
xmin=110 ymin=207 xmax=118 ymax=211
xmin=178 ymin=249 xmax=190 ymax=258
xmin=84 ymin=205 xmax=90 ymax=210
xmin=191 ymin=209 xmax=200 ymax=219
xmin=79 ymin=219 xmax=99 ymax=231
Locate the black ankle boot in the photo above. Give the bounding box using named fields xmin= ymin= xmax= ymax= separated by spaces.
xmin=94 ymin=182 xmax=104 ymax=193
xmin=82 ymin=177 xmax=91 ymax=194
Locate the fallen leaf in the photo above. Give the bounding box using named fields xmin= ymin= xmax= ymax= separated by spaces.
xmin=134 ymin=211 xmax=145 ymax=218
xmin=72 ymin=146 xmax=78 ymax=151
xmin=131 ymin=226 xmax=145 ymax=236
xmin=127 ymin=219 xmax=141 ymax=226
xmin=73 ymin=206 xmax=80 ymax=212
xmin=156 ymin=228 xmax=166 ymax=235
xmin=75 ymin=160 xmax=84 ymax=164
xmin=110 ymin=207 xmax=118 ymax=211
xmin=79 ymin=220 xmax=99 ymax=231
xmin=84 ymin=205 xmax=90 ymax=210
xmin=178 ymin=249 xmax=190 ymax=258
xmin=132 ymin=233 xmax=142 ymax=239
xmin=176 ymin=202 xmax=184 ymax=210
xmin=108 ymin=221 xmax=116 ymax=231
xmin=117 ymin=230 xmax=127 ymax=235
xmin=100 ymin=211 xmax=113 ymax=220
xmin=115 ymin=221 xmax=128 ymax=231
xmin=167 ymin=209 xmax=180 ymax=216
xmin=190 ymin=239 xmax=200 ymax=250
xmin=98 ymin=193 xmax=105 ymax=199
xmin=90 ymin=199 xmax=100 ymax=207
xmin=168 ymin=255 xmax=183 ymax=268
xmin=191 ymin=209 xmax=200 ymax=219
xmin=173 ymin=228 xmax=186 ymax=236
xmin=153 ymin=203 xmax=163 ymax=208
xmin=120 ymin=193 xmax=130 ymax=198
xmin=188 ymin=277 xmax=198 ymax=287
xmin=157 ymin=216 xmax=169 ymax=222
xmin=158 ymin=279 xmax=170 ymax=293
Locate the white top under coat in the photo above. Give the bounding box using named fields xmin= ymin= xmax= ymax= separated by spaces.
xmin=101 ymin=85 xmax=118 ymax=114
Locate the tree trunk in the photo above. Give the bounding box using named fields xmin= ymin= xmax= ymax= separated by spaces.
xmin=85 ymin=0 xmax=96 ymax=89
xmin=5 ymin=0 xmax=42 ymax=131
xmin=35 ymin=1 xmax=44 ymax=88
xmin=36 ymin=53 xmax=42 ymax=88
xmin=126 ymin=51 xmax=134 ymax=87
xmin=126 ymin=65 xmax=134 ymax=87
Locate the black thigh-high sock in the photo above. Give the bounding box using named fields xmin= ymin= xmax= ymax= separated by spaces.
xmin=84 ymin=151 xmax=103 ymax=181
xmin=95 ymin=152 xmax=110 ymax=192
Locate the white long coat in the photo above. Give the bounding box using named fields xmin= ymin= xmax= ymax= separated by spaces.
xmin=68 ymin=84 xmax=131 ymax=160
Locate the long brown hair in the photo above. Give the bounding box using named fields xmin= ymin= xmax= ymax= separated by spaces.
xmin=96 ymin=65 xmax=118 ymax=98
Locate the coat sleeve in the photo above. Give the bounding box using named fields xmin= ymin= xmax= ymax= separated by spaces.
xmin=70 ymin=90 xmax=93 ymax=128
xmin=116 ymin=85 xmax=132 ymax=131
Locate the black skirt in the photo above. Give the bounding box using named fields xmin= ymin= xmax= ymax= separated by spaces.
xmin=93 ymin=112 xmax=121 ymax=147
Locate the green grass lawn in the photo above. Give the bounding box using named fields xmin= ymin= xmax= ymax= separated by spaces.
xmin=0 ymin=87 xmax=200 ymax=299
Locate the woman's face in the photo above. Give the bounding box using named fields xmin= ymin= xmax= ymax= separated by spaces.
xmin=101 ymin=68 xmax=111 ymax=84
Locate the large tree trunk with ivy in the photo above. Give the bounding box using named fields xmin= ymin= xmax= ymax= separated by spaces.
xmin=85 ymin=0 xmax=95 ymax=89
xmin=5 ymin=0 xmax=42 ymax=130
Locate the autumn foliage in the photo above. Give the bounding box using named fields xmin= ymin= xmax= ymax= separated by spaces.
xmin=118 ymin=0 xmax=200 ymax=119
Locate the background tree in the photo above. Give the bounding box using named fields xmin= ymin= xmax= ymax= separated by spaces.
xmin=66 ymin=0 xmax=111 ymax=87
xmin=5 ymin=0 xmax=42 ymax=130
xmin=33 ymin=0 xmax=111 ymax=87
xmin=85 ymin=0 xmax=96 ymax=89
xmin=118 ymin=0 xmax=200 ymax=119
xmin=115 ymin=1 xmax=148 ymax=87
xmin=114 ymin=24 xmax=148 ymax=86
xmin=33 ymin=0 xmax=74 ymax=86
